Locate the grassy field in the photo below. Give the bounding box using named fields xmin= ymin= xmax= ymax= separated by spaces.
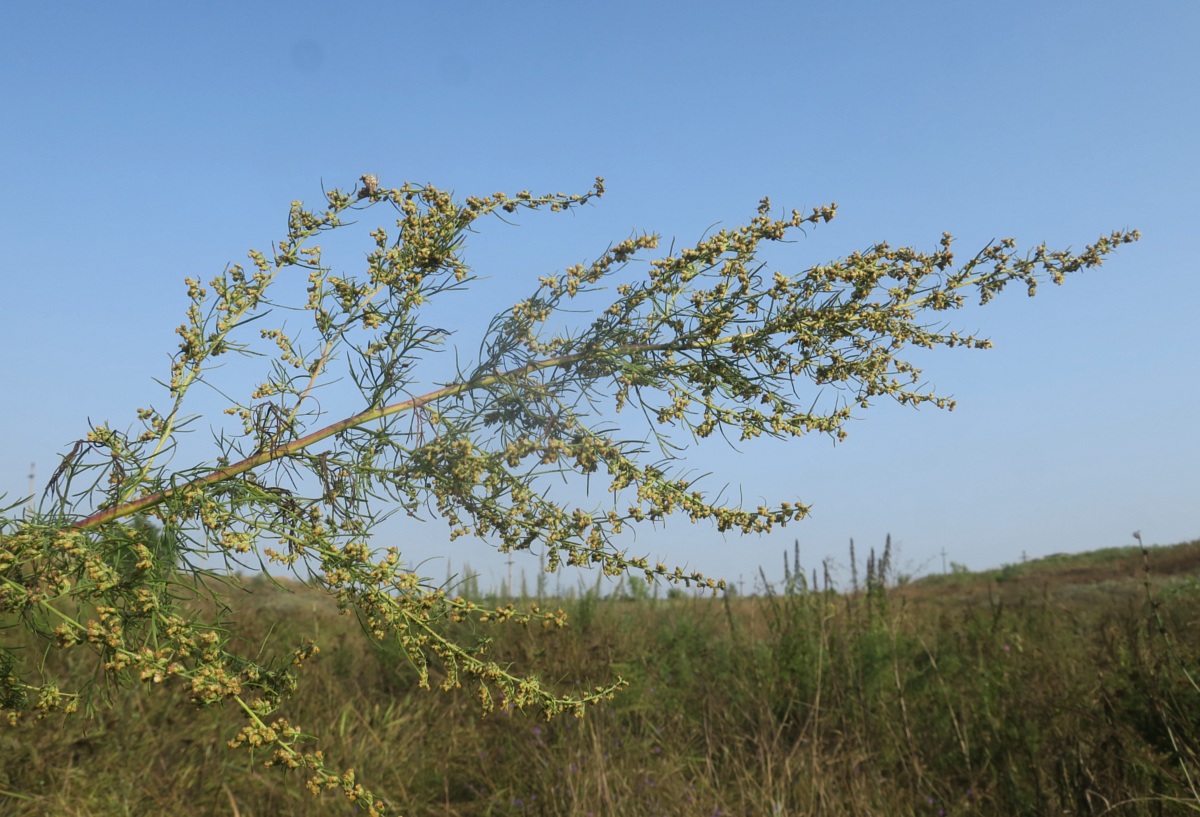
xmin=3 ymin=538 xmax=1199 ymax=816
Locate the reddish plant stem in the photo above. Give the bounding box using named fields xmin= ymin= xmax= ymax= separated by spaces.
xmin=72 ymin=341 xmax=678 ymax=531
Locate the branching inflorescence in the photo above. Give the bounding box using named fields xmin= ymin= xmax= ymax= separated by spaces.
xmin=0 ymin=175 xmax=1137 ymax=813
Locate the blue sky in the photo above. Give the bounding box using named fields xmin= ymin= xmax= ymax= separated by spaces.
xmin=2 ymin=2 xmax=1196 ymax=591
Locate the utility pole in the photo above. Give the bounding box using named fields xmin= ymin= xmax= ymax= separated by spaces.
xmin=26 ymin=462 xmax=35 ymax=517
xmin=940 ymin=547 xmax=947 ymax=574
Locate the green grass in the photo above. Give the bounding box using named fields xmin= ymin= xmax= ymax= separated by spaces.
xmin=3 ymin=538 xmax=1200 ymax=816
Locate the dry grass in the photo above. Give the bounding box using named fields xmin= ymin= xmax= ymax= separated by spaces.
xmin=3 ymin=538 xmax=1199 ymax=816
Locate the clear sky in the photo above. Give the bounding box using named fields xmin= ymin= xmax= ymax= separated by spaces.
xmin=2 ymin=1 xmax=1196 ymax=592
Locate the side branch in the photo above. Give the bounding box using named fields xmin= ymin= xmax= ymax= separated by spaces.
xmin=71 ymin=341 xmax=680 ymax=531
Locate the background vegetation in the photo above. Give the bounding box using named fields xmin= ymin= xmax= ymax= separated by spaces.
xmin=4 ymin=537 xmax=1197 ymax=816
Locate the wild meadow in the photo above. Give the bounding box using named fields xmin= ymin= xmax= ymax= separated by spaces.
xmin=4 ymin=537 xmax=1198 ymax=816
